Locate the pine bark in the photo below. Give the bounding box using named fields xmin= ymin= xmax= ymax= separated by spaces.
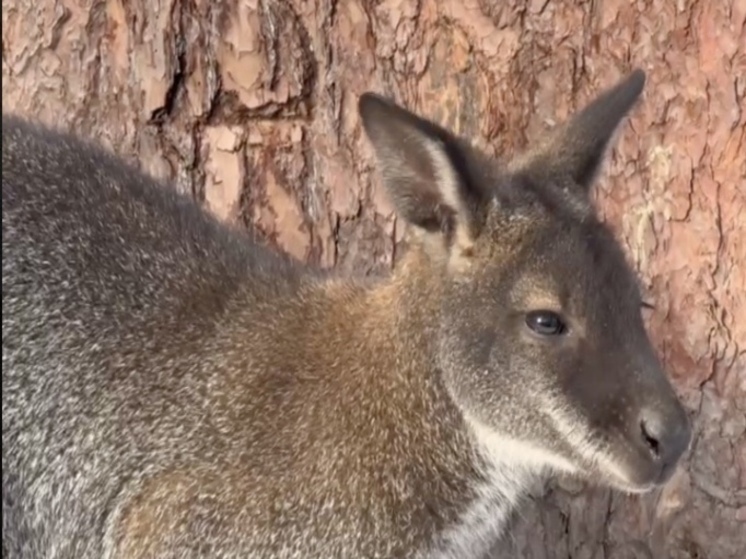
xmin=3 ymin=0 xmax=744 ymax=557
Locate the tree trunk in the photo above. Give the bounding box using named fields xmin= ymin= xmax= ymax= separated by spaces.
xmin=2 ymin=0 xmax=744 ymax=557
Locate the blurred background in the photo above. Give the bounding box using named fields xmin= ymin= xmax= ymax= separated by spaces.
xmin=2 ymin=0 xmax=744 ymax=557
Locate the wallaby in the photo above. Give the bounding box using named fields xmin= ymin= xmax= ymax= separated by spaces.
xmin=2 ymin=68 xmax=691 ymax=559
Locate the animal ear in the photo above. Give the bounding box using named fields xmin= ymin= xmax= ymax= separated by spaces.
xmin=358 ymin=92 xmax=485 ymax=261
xmin=513 ymin=69 xmax=646 ymax=193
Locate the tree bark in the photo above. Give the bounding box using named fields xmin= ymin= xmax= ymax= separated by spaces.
xmin=3 ymin=0 xmax=744 ymax=557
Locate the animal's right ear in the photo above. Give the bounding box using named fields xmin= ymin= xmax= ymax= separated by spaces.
xmin=358 ymin=92 xmax=486 ymax=265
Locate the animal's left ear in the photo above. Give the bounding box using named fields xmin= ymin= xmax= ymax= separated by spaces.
xmin=512 ymin=69 xmax=646 ymax=194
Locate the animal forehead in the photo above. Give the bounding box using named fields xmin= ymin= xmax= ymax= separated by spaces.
xmin=491 ymin=218 xmax=639 ymax=304
xmin=487 ymin=172 xmax=593 ymax=222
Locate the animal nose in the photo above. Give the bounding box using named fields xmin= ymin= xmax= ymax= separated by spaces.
xmin=638 ymin=407 xmax=691 ymax=479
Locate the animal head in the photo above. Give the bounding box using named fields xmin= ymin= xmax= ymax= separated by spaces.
xmin=358 ymin=70 xmax=691 ymax=493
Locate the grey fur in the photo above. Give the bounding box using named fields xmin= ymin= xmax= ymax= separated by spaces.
xmin=2 ymin=69 xmax=690 ymax=559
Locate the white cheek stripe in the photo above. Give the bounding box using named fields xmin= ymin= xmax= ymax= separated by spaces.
xmin=466 ymin=415 xmax=578 ymax=475
xmin=540 ymin=394 xmax=634 ymax=486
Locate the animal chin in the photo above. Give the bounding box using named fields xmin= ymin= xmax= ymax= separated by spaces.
xmin=586 ymin=451 xmax=671 ymax=495
xmin=601 ymin=471 xmax=659 ymax=495
xmin=551 ymin=438 xmax=652 ymax=494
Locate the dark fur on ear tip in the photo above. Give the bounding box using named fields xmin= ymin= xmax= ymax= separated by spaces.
xmin=575 ymin=68 xmax=647 ymax=132
xmin=358 ymin=92 xmax=394 ymax=114
xmin=357 ymin=91 xmax=450 ymax=145
xmin=623 ymin=68 xmax=646 ymax=97
xmin=358 ymin=92 xmax=399 ymax=130
xmin=596 ymin=68 xmax=646 ymax=118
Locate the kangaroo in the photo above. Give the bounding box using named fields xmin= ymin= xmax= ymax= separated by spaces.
xmin=2 ymin=68 xmax=691 ymax=559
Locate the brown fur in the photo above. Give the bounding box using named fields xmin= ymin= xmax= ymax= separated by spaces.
xmin=2 ymin=69 xmax=690 ymax=558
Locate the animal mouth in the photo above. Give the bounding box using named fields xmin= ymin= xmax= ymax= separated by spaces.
xmin=555 ymin=428 xmax=684 ymax=495
xmin=579 ymin=434 xmax=686 ymax=494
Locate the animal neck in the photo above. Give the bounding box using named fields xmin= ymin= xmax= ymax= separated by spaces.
xmin=226 ymin=244 xmax=543 ymax=549
xmin=328 ymin=247 xmax=544 ymax=541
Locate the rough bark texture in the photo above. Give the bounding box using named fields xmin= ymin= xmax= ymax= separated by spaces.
xmin=2 ymin=0 xmax=744 ymax=557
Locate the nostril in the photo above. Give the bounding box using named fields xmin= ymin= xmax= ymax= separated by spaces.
xmin=636 ymin=407 xmax=692 ymax=482
xmin=640 ymin=419 xmax=661 ymax=458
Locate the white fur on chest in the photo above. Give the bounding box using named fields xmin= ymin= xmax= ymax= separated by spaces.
xmin=425 ymin=453 xmax=535 ymax=559
xmin=424 ymin=418 xmax=575 ymax=559
xmin=426 ymin=470 xmax=527 ymax=559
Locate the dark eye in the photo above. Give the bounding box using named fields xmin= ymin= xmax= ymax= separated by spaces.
xmin=525 ymin=310 xmax=567 ymax=336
